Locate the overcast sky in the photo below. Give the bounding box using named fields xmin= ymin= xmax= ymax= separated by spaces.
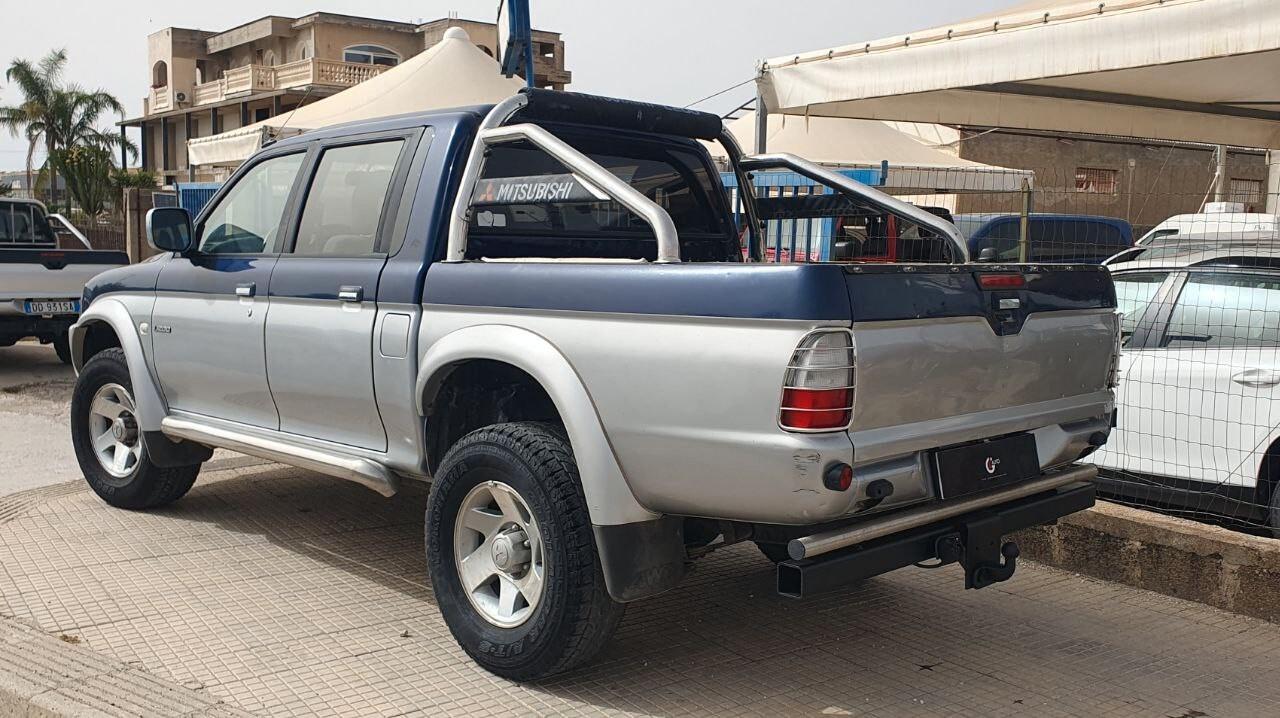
xmin=0 ymin=0 xmax=1015 ymax=170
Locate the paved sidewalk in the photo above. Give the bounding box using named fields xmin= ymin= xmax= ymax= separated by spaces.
xmin=2 ymin=462 xmax=1280 ymax=717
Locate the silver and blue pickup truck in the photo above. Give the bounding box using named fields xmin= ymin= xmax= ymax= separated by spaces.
xmin=1 ymin=198 xmax=126 ymax=362
xmin=68 ymin=89 xmax=1119 ymax=680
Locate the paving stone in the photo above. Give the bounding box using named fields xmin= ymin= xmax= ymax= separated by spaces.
xmin=2 ymin=464 xmax=1280 ymax=716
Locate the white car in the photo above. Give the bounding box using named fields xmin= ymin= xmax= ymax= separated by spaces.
xmin=1136 ymin=211 xmax=1278 ymax=245
xmin=1095 ymin=244 xmax=1280 ymax=533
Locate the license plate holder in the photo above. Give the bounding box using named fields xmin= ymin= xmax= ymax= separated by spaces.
xmin=932 ymin=433 xmax=1040 ymax=500
xmin=23 ymin=300 xmax=80 ymax=315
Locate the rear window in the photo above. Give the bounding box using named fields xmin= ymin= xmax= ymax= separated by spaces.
xmin=0 ymin=202 xmax=56 ymax=246
xmin=465 ymin=133 xmax=732 ymax=260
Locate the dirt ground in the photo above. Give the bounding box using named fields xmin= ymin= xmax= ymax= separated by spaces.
xmin=0 ymin=341 xmax=79 ymax=495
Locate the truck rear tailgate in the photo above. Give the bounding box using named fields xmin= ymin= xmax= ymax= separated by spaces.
xmin=844 ymin=264 xmax=1118 ymax=466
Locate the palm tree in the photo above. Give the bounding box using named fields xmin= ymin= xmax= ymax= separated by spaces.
xmin=0 ymin=49 xmax=64 ymax=199
xmin=0 ymin=49 xmax=132 ymax=210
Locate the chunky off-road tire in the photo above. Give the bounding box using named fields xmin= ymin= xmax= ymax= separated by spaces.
xmin=52 ymin=335 xmax=72 ymax=365
xmin=754 ymin=541 xmax=792 ymax=564
xmin=426 ymin=421 xmax=624 ymax=681
xmin=70 ymin=348 xmax=200 ymax=509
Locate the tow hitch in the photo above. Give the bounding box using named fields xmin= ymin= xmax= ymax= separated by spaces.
xmin=932 ymin=517 xmax=1021 ymax=590
xmin=776 ymin=476 xmax=1094 ymax=599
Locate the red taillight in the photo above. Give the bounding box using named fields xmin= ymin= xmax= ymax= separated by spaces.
xmin=780 ymin=388 xmax=852 ymax=430
xmin=780 ymin=330 xmax=855 ymax=432
xmin=978 ymin=273 xmax=1026 ymax=290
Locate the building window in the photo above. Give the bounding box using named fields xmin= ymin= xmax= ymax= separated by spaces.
xmin=1075 ymin=167 xmax=1118 ymax=194
xmin=343 ymin=44 xmax=400 ymax=67
xmin=1229 ymin=178 xmax=1263 ymax=210
xmin=151 ymin=60 xmax=168 ymax=89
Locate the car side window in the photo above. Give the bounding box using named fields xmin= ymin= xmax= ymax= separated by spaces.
xmin=1111 ymin=271 xmax=1169 ymax=344
xmin=1163 ymin=272 xmax=1280 ymax=348
xmin=292 ymin=140 xmax=404 ymax=256
xmin=197 ymin=153 xmax=305 ymax=255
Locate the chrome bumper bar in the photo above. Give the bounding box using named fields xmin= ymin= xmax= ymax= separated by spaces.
xmin=788 ymin=463 xmax=1097 ymax=560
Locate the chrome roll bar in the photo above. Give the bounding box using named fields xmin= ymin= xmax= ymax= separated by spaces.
xmin=445 ymin=95 xmax=681 ymax=263
xmin=739 ymin=153 xmax=971 ymax=263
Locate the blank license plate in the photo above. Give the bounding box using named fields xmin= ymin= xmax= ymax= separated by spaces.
xmin=932 ymin=433 xmax=1040 ymax=500
xmin=23 ymin=300 xmax=80 ymax=315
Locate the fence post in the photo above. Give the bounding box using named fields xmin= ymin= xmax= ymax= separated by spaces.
xmin=1018 ymin=177 xmax=1032 ymax=262
xmin=1266 ymin=149 xmax=1279 ymax=214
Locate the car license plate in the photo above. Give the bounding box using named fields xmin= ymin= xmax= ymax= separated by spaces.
xmin=23 ymin=300 xmax=80 ymax=315
xmin=932 ymin=433 xmax=1040 ymax=500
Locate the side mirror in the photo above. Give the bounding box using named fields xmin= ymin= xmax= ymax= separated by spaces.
xmin=977 ymin=247 xmax=998 ymax=263
xmin=146 ymin=207 xmax=194 ymax=254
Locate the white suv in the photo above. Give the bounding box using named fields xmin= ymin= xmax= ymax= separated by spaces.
xmin=1096 ymin=244 xmax=1280 ymax=533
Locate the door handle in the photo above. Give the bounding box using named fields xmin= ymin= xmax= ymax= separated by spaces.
xmin=1232 ymin=368 xmax=1280 ymax=388
xmin=235 ymin=282 xmax=256 ymax=298
xmin=338 ymin=285 xmax=364 ymax=303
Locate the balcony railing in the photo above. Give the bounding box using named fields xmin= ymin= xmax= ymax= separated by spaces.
xmin=188 ymin=59 xmax=389 ymax=108
xmin=150 ymin=87 xmax=172 ymax=113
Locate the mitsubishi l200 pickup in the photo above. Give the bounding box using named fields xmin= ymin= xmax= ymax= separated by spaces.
xmin=68 ymin=89 xmax=1118 ymax=680
xmin=1 ymin=198 xmax=125 ymax=362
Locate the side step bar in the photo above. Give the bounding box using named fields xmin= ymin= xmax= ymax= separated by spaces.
xmin=160 ymin=416 xmax=400 ymax=497
xmin=789 ymin=463 xmax=1097 ymax=560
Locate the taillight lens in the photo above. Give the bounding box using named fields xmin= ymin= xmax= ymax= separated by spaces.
xmin=978 ymin=273 xmax=1026 ymax=290
xmin=780 ymin=330 xmax=855 ymax=432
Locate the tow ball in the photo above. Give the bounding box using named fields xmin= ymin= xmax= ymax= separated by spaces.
xmin=933 ymin=514 xmax=1021 ymax=590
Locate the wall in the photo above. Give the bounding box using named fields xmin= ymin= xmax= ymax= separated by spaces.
xmin=310 ymin=23 xmax=421 ymax=65
xmin=956 ymin=131 xmax=1269 ymax=231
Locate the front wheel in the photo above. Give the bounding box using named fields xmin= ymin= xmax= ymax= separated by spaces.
xmin=426 ymin=422 xmax=623 ymax=681
xmin=70 ymin=348 xmax=200 ymax=509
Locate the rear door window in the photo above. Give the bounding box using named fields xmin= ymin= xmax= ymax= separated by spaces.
xmin=1163 ymin=272 xmax=1280 ymax=348
xmin=292 ymin=140 xmax=404 ymax=256
xmin=1032 ymin=219 xmax=1126 ymax=262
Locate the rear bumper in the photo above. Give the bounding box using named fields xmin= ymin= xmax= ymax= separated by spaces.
xmin=777 ymin=465 xmax=1096 ymax=598
xmin=0 ymin=314 xmax=75 ymax=343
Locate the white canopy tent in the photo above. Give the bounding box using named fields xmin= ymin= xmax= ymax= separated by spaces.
xmin=709 ymin=111 xmax=1032 ymax=193
xmin=188 ymin=27 xmax=524 ymax=166
xmin=758 ymin=0 xmax=1280 ymax=153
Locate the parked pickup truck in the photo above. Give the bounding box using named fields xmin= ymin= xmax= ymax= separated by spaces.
xmin=68 ymin=89 xmax=1118 ymax=680
xmin=1 ymin=198 xmax=126 ymax=362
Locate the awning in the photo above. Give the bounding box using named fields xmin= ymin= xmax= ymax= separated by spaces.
xmin=189 ymin=27 xmax=523 ymax=166
xmin=758 ymin=0 xmax=1280 ymax=149
xmin=709 ymin=111 xmax=1033 ymax=193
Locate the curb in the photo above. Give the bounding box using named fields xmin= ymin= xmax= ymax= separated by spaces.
xmin=1016 ymin=500 xmax=1280 ymax=623
xmin=0 ymin=614 xmax=255 ymax=717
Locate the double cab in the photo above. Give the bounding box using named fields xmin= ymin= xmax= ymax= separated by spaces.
xmin=69 ymin=89 xmax=1119 ymax=680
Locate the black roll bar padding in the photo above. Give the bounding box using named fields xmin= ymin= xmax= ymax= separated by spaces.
xmin=514 ymin=88 xmax=724 ymax=141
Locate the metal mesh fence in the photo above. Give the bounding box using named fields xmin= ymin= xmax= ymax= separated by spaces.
xmin=734 ymin=163 xmax=1280 ymax=537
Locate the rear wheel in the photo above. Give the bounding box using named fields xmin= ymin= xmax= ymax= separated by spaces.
xmin=70 ymin=348 xmax=200 ymax=509
xmin=426 ymin=422 xmax=623 ymax=681
xmin=52 ymin=334 xmax=72 ymax=365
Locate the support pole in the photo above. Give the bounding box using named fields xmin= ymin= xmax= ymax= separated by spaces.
xmin=119 ymin=126 xmax=127 ymax=169
xmin=1213 ymin=144 xmax=1228 ymax=204
xmin=1018 ymin=177 xmax=1032 ymax=262
xmin=1266 ymin=149 xmax=1279 ymax=214
xmin=754 ymin=84 xmax=768 ymax=154
xmin=160 ymin=116 xmax=170 ymax=177
xmin=184 ymin=113 xmax=194 ymax=182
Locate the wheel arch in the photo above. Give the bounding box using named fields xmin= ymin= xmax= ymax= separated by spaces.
xmin=1257 ymin=434 xmax=1280 ymax=513
xmin=416 ymin=324 xmax=657 ymax=527
xmin=70 ymin=299 xmax=167 ymax=433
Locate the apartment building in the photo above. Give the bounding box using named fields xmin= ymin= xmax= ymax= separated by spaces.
xmin=122 ymin=12 xmax=571 ymax=183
